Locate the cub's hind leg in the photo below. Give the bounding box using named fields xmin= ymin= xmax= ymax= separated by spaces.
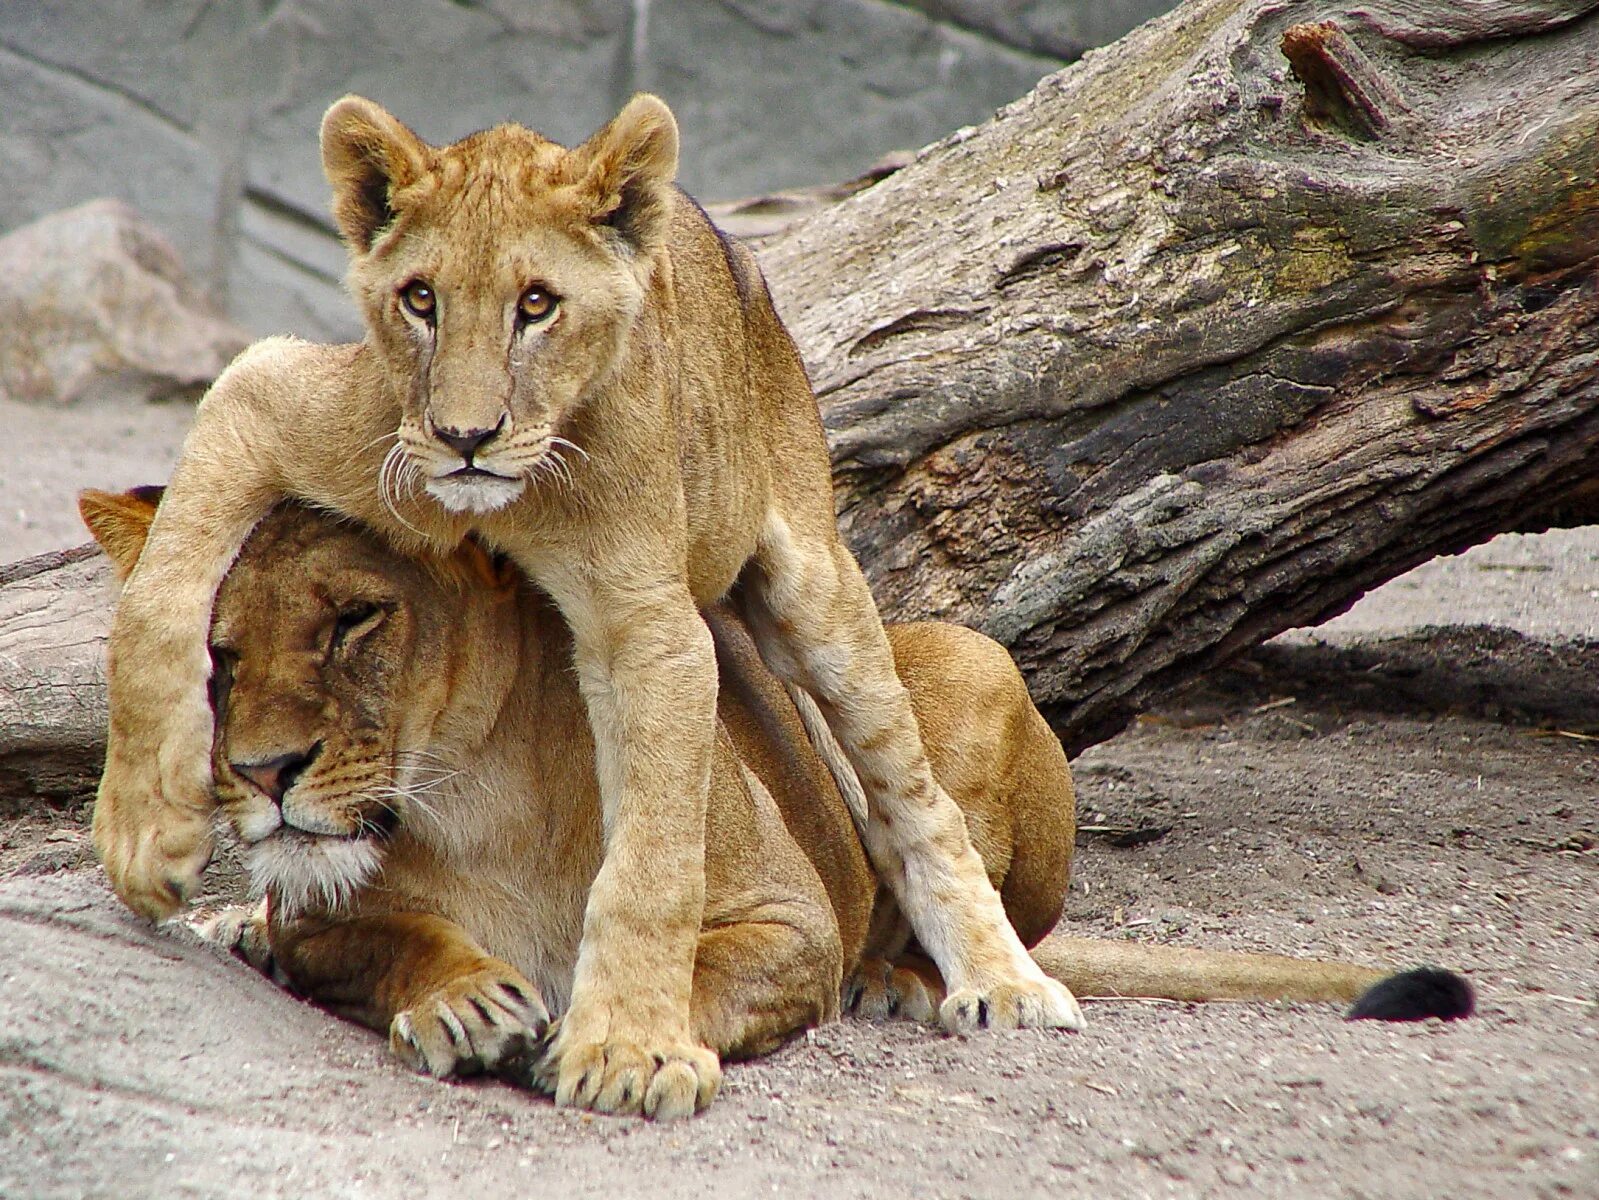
xmin=191 ymin=899 xmax=275 ymax=972
xmin=841 ymin=890 xmax=944 ymax=1024
xmin=737 ymin=509 xmax=1083 ymax=1034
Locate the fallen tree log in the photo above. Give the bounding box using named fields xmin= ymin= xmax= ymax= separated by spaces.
xmin=4 ymin=0 xmax=1599 ymax=803
xmin=762 ymin=0 xmax=1599 ymax=752
xmin=0 ymin=547 xmax=111 ymax=809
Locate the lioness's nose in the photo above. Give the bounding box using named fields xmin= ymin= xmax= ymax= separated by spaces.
xmin=233 ymin=743 xmax=321 ymax=803
xmin=434 ymin=415 xmax=505 ymax=463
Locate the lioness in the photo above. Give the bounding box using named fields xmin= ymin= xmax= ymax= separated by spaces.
xmin=84 ymin=489 xmax=1474 ymax=1119
xmin=94 ymin=94 xmax=1081 ymax=1112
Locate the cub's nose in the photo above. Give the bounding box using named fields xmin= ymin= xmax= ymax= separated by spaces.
xmin=233 ymin=743 xmax=322 ymax=803
xmin=433 ymin=415 xmax=505 ymax=464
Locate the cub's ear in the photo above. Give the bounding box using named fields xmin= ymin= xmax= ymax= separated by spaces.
xmin=570 ymin=93 xmax=680 ymax=251
xmin=78 ymin=486 xmax=165 ymax=580
xmin=320 ymin=96 xmax=431 ymax=253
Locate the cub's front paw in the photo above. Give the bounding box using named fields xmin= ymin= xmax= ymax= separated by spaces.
xmin=534 ymin=1020 xmax=721 ymax=1121
xmin=93 ymin=794 xmax=214 ymax=923
xmin=940 ymin=972 xmax=1085 ymax=1034
xmin=94 ymin=745 xmax=215 ymax=922
xmin=389 ymin=966 xmax=550 ymax=1081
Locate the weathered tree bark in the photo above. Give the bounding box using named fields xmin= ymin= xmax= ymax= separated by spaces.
xmin=0 ymin=547 xmax=112 ymax=810
xmin=4 ymin=0 xmax=1599 ymax=805
xmin=758 ymin=0 xmax=1599 ymax=752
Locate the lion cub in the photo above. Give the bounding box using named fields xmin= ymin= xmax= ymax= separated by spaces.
xmin=92 ymin=95 xmax=1079 ymax=1115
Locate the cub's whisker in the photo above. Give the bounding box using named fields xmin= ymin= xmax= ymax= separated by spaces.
xmin=379 ymin=443 xmax=429 ymax=539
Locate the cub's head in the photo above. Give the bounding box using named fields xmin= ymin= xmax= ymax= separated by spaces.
xmin=320 ymin=93 xmax=681 ymax=516
xmin=81 ymin=488 xmax=519 ymax=915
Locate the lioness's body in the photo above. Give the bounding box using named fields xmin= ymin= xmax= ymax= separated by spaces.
xmin=96 ymin=96 xmax=1079 ymax=1116
xmin=82 ymin=493 xmax=1446 ymax=1092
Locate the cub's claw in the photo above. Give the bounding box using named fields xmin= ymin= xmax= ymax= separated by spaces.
xmin=939 ymin=975 xmax=1085 ymax=1034
xmin=533 ymin=1019 xmax=721 ymax=1120
xmin=389 ymin=967 xmax=550 ymax=1081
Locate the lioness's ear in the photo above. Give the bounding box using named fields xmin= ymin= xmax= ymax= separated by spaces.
xmin=570 ymin=93 xmax=680 ymax=251
xmin=78 ymin=486 xmax=165 ymax=580
xmin=455 ymin=537 xmax=520 ymax=599
xmin=320 ymin=96 xmax=430 ymax=253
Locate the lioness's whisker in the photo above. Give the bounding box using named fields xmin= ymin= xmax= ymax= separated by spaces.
xmin=549 ymin=435 xmax=589 ymax=463
xmin=394 ymin=749 xmax=455 ymax=767
xmin=371 ymin=781 xmax=451 ymax=800
xmin=399 ymin=452 xmax=427 ymax=499
xmin=548 ymin=457 xmax=574 ymax=491
xmin=378 ymin=783 xmax=458 ymax=804
xmin=360 ymin=429 xmax=400 ymax=454
xmin=388 ymin=766 xmax=463 ymax=787
xmin=390 ymin=759 xmax=459 ymax=775
xmin=393 ymin=795 xmax=444 ymax=832
xmin=534 ymin=450 xmax=575 ymax=492
xmin=342 ymin=787 xmax=444 ymax=837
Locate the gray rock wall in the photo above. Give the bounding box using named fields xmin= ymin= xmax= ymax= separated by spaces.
xmin=0 ymin=0 xmax=1174 ymax=342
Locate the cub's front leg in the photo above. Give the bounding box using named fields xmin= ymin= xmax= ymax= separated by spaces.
xmin=96 ymin=374 xmax=291 ymax=920
xmin=531 ymin=562 xmax=721 ymax=1120
xmin=95 ymin=342 xmax=426 ymax=922
xmin=270 ymin=911 xmax=550 ymax=1082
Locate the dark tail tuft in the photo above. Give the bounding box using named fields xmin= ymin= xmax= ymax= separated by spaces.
xmin=1347 ymin=967 xmax=1475 ymax=1022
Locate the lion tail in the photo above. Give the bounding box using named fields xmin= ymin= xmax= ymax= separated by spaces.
xmin=1030 ymin=937 xmax=1474 ymax=1021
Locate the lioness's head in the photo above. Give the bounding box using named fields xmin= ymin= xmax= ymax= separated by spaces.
xmin=320 ymin=93 xmax=680 ymax=516
xmin=81 ymin=488 xmax=519 ymax=914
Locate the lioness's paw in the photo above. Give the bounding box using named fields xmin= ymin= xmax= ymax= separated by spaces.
xmin=940 ymin=976 xmax=1085 ymax=1034
xmin=534 ymin=1022 xmax=721 ymax=1120
xmin=390 ymin=967 xmax=550 ymax=1080
xmin=844 ymin=958 xmax=940 ymax=1024
xmin=189 ymin=901 xmax=274 ymax=972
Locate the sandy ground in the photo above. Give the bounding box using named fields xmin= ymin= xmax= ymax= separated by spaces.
xmin=1 ymin=394 xmax=1596 ymax=1199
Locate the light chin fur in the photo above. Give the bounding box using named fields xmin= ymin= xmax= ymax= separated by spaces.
xmin=246 ymin=835 xmax=382 ymax=920
xmin=425 ymin=474 xmax=525 ymax=514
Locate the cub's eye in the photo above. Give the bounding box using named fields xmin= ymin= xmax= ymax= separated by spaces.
xmin=518 ymin=286 xmax=559 ymax=325
xmin=399 ymin=280 xmax=436 ymax=320
xmin=331 ymin=602 xmax=385 ymax=650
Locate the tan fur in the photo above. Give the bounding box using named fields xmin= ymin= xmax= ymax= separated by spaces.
xmin=87 ymin=493 xmax=1393 ymax=1118
xmin=93 ymin=95 xmax=1082 ymax=1114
